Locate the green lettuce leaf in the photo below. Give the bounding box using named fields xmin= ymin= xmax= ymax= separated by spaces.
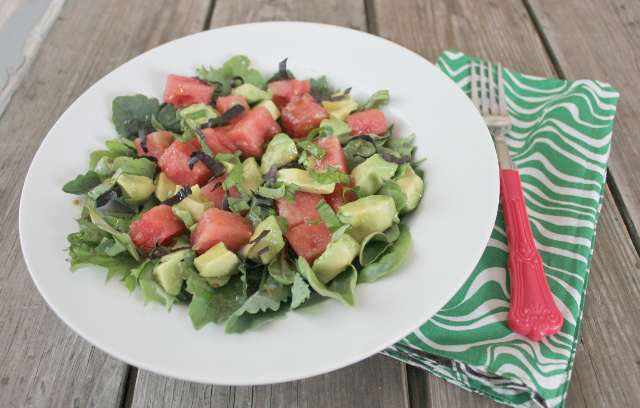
xmin=224 ymin=276 xmax=291 ymax=333
xmin=138 ymin=265 xmax=177 ymax=310
xmin=291 ymin=273 xmax=311 ymax=309
xmin=358 ymin=223 xmax=411 ymax=283
xmin=197 ymin=55 xmax=267 ymax=97
xmin=68 ymin=245 xmax=140 ymax=283
xmin=187 ymin=275 xmax=246 ymax=330
xmin=357 ymin=90 xmax=389 ymax=112
xmin=268 ymin=251 xmax=296 ymax=285
xmin=87 ymin=207 xmax=140 ymax=261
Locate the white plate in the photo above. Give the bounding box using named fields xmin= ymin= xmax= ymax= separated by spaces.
xmin=19 ymin=22 xmax=498 ymax=385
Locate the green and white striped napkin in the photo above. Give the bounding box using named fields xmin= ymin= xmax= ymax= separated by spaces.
xmin=383 ymin=50 xmax=620 ymax=408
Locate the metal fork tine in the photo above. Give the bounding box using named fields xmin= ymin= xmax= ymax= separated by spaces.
xmin=470 ymin=61 xmax=479 ymax=108
xmin=480 ymin=61 xmax=489 ymax=115
xmin=498 ymin=63 xmax=508 ymax=117
xmin=489 ymin=62 xmax=498 ymax=115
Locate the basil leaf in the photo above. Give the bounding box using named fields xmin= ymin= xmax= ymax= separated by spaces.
xmin=314 ymin=199 xmax=342 ymax=233
xmin=306 ymin=166 xmax=349 ymax=185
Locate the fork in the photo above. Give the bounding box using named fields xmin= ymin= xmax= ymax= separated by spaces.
xmin=470 ymin=61 xmax=564 ymax=341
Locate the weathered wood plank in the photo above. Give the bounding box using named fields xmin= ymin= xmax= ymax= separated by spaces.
xmin=526 ymin=0 xmax=640 ymax=246
xmin=0 ymin=0 xmax=211 ymax=406
xmin=564 ymin=188 xmax=640 ymax=407
xmin=130 ymin=1 xmax=409 ymax=406
xmin=133 ymin=354 xmax=408 ymax=407
xmin=0 ymin=0 xmax=66 ymax=118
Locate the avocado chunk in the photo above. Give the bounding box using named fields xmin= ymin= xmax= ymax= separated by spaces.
xmin=322 ymin=93 xmax=358 ymax=121
xmin=153 ymin=249 xmax=190 ymax=296
xmin=395 ymin=165 xmax=424 ymax=213
xmin=117 ymin=174 xmax=155 ymax=200
xmin=276 ymin=168 xmax=335 ymax=194
xmin=194 ymin=242 xmax=240 ymax=278
xmin=179 ymin=103 xmax=220 ymax=129
xmin=175 ymin=185 xmax=215 ymax=221
xmin=319 ymin=118 xmax=352 ymax=137
xmin=337 ymin=195 xmax=399 ymax=243
xmin=241 ymin=215 xmax=285 ymax=264
xmin=155 ymin=172 xmax=179 ymax=201
xmin=350 ymin=153 xmax=398 ymax=196
xmin=254 ymin=100 xmax=280 ymax=120
xmin=231 ymin=83 xmax=273 ymax=104
xmin=204 ymin=275 xmax=231 ymax=288
xmin=242 ymin=157 xmax=264 ymax=194
xmin=260 ymin=133 xmax=299 ymax=174
xmin=312 ymin=234 xmax=361 ymax=283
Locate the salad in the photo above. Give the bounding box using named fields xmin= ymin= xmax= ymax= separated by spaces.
xmin=62 ymin=56 xmax=425 ymax=333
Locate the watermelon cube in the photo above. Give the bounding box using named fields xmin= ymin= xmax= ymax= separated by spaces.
xmin=345 ymin=109 xmax=387 ymax=136
xmin=281 ymin=93 xmax=329 ymax=139
xmin=134 ymin=131 xmax=174 ymax=159
xmin=129 ymin=204 xmax=186 ymax=254
xmin=308 ymin=135 xmax=348 ymax=174
xmin=157 ymin=138 xmax=212 ymax=186
xmin=323 ymin=182 xmax=357 ymax=213
xmin=201 ymin=126 xmax=237 ymax=155
xmin=216 ymin=94 xmax=250 ymax=115
xmin=285 ymin=221 xmax=332 ymax=265
xmin=191 ymin=207 xmax=254 ymax=254
xmin=163 ymin=74 xmax=215 ymax=108
xmin=267 ymin=79 xmax=311 ymax=110
xmin=200 ymin=174 xmax=242 ymax=209
xmin=276 ymin=191 xmax=324 ymax=229
xmin=228 ymin=106 xmax=281 ymax=158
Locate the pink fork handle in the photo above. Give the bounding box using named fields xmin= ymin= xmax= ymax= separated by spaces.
xmin=500 ymin=169 xmax=564 ymax=341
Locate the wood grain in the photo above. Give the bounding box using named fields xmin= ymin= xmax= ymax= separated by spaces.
xmin=526 ymin=0 xmax=640 ymax=246
xmin=0 ymin=0 xmax=210 ymax=406
xmin=565 ymin=188 xmax=640 ymax=407
xmin=129 ymin=1 xmax=410 ymax=407
xmin=132 ymin=354 xmax=409 ymax=408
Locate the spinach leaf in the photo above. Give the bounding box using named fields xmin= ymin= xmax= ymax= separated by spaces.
xmin=358 ymin=223 xmax=411 ymax=283
xmin=112 ymin=95 xmax=160 ymax=140
xmin=309 ymin=75 xmax=334 ymax=97
xmin=357 ymin=90 xmax=390 ymax=112
xmin=187 ymin=275 xmax=246 ymax=329
xmin=156 ymin=103 xmax=181 ymax=133
xmin=378 ymin=179 xmax=408 ymax=212
xmin=62 ymin=170 xmax=101 ymax=194
xmin=297 ymin=258 xmax=357 ymax=306
xmin=359 ymin=224 xmax=401 ymax=266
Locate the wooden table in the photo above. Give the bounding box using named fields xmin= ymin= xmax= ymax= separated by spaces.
xmin=2 ymin=0 xmax=639 ymax=406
